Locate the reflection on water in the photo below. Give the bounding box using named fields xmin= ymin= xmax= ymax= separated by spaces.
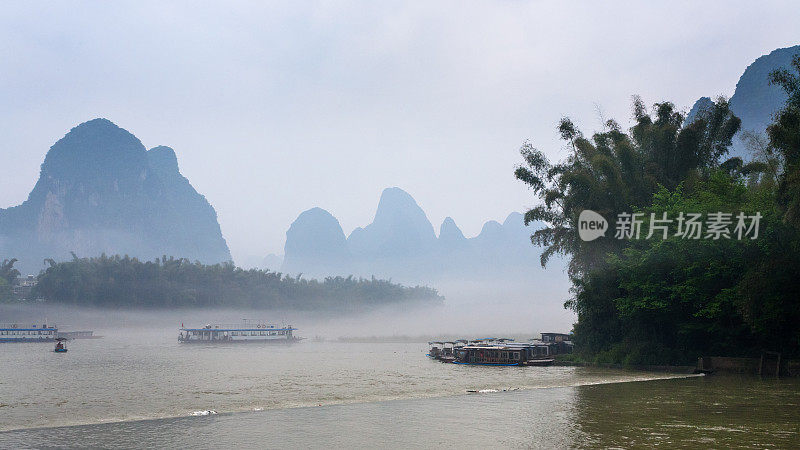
xmin=572 ymin=375 xmax=800 ymax=448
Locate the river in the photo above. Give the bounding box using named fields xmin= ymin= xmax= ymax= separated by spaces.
xmin=1 ymin=327 xmax=799 ymax=448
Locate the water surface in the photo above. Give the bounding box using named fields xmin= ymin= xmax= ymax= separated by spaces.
xmin=0 ymin=329 xmax=677 ymax=431
xmin=2 ymin=376 xmax=799 ymax=448
xmin=2 ymin=328 xmax=799 ymax=448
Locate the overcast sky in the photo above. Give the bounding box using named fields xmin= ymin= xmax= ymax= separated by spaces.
xmin=1 ymin=1 xmax=799 ymax=266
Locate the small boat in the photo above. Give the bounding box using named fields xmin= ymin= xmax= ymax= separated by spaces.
xmin=54 ymin=337 xmax=68 ymax=353
xmin=427 ymin=341 xmax=462 ymax=362
xmin=526 ymin=358 xmax=554 ymax=366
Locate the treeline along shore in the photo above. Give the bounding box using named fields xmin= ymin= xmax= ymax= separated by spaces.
xmin=516 ymin=54 xmax=800 ymax=366
xmin=5 ymin=254 xmax=443 ymax=309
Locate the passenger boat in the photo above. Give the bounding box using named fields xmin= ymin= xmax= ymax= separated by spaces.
xmin=0 ymin=322 xmax=58 ymax=342
xmin=453 ymin=341 xmax=548 ymax=366
xmin=179 ymin=320 xmax=301 ymax=343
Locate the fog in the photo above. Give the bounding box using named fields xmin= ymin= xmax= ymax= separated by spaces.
xmin=1 ymin=277 xmax=575 ymax=340
xmin=2 ymin=2 xmax=799 ymax=264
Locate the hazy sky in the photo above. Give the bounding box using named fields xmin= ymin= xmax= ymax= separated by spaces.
xmin=1 ymin=1 xmax=799 ymax=266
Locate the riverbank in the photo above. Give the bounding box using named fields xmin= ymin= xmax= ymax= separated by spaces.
xmin=555 ymin=354 xmax=800 ymax=377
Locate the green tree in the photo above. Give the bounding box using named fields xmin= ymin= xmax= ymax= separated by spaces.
xmin=768 ymin=54 xmax=800 ymax=228
xmin=0 ymin=258 xmax=20 ymax=301
xmin=514 ymin=98 xmax=740 ymax=278
xmin=515 ymin=89 xmax=800 ymax=363
xmin=33 ymin=254 xmax=443 ymax=310
xmin=0 ymin=258 xmax=20 ymax=285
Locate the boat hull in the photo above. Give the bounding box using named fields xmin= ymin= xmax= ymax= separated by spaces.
xmin=0 ymin=338 xmax=57 ymax=343
xmin=526 ymin=359 xmax=555 ymax=366
xmin=178 ymin=338 xmax=303 ymax=344
xmin=451 ymin=361 xmax=522 ymax=366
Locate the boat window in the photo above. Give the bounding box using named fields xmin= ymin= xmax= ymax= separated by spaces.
xmin=260 ymin=331 xmax=266 ymax=336
xmin=513 ymin=352 xmax=519 ymax=359
xmin=232 ymin=331 xmax=238 ymax=336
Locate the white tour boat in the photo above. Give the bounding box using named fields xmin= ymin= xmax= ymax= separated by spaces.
xmin=178 ymin=320 xmax=300 ymax=343
xmin=0 ymin=322 xmax=58 ymax=343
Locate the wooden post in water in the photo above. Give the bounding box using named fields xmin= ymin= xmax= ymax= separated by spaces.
xmin=759 ymin=351 xmax=782 ymax=377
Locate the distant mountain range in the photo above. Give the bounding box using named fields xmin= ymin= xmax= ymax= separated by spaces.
xmin=281 ymin=187 xmax=563 ymax=286
xmin=689 ymin=44 xmax=799 ymax=159
xmin=0 ymin=119 xmax=231 ymax=273
xmin=3 ymin=45 xmax=796 ymax=280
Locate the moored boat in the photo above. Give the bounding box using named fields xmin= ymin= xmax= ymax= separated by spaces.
xmin=427 ymin=341 xmax=465 ymax=362
xmin=427 ymin=333 xmax=572 ymax=366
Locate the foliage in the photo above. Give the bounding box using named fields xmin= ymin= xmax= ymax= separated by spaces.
xmin=0 ymin=258 xmax=20 ymax=285
xmin=768 ymin=54 xmax=800 ymax=228
xmin=0 ymin=258 xmax=20 ymax=301
xmin=0 ymin=276 xmax=9 ymax=302
xmin=516 ymin=57 xmax=800 ymax=365
xmin=585 ymin=173 xmax=800 ymax=363
xmin=33 ymin=254 xmax=443 ymax=310
xmin=514 ymin=97 xmax=740 ymax=277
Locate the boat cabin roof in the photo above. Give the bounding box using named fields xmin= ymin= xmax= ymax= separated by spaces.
xmin=459 ymin=343 xmax=541 ymax=351
xmin=181 ymin=326 xmax=296 ymax=332
xmin=0 ymin=323 xmax=57 ymax=331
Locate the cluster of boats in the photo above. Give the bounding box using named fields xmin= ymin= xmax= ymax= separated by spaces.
xmin=427 ymin=333 xmax=573 ymax=366
xmin=4 ymin=319 xmax=572 ymax=368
